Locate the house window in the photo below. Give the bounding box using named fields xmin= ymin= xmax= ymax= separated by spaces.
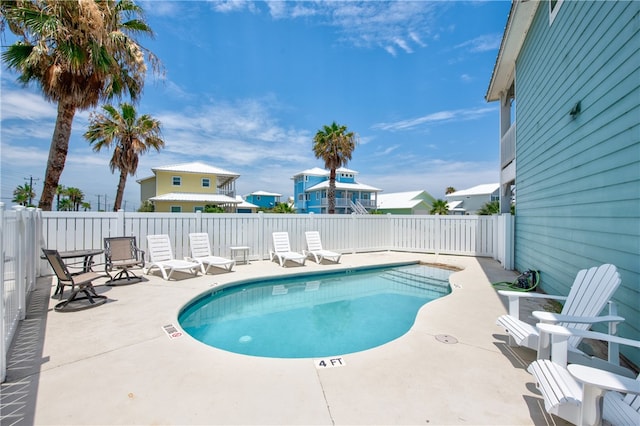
xmin=202 ymin=178 xmax=210 ymax=188
xmin=316 ymin=192 xmax=320 ymax=200
xmin=194 ymin=206 xmax=204 ymax=212
xmin=298 ymin=194 xmax=304 ymax=201
xmin=170 ymin=205 xmax=182 ymax=213
xmin=304 ymin=175 xmax=309 ymax=182
xmin=549 ymin=0 xmax=563 ymax=25
xmin=172 ymin=176 xmax=181 ymax=186
xmin=256 ymin=196 xmax=261 ymax=200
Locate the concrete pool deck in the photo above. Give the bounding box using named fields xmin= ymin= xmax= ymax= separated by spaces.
xmin=1 ymin=252 xmax=571 ymax=425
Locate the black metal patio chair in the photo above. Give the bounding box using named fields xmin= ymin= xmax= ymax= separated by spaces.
xmin=42 ymin=249 xmax=108 ymax=312
xmin=104 ymin=236 xmax=145 ymax=285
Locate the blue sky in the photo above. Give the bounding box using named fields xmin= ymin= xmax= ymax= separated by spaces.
xmin=1 ymin=0 xmax=511 ymax=211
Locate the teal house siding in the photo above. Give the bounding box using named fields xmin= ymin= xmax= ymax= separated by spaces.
xmin=513 ymin=1 xmax=639 ymax=365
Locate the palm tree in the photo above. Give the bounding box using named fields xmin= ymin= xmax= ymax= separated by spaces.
xmin=137 ymin=200 xmax=154 ymax=212
xmin=66 ymin=187 xmax=84 ymax=211
xmin=312 ymin=122 xmax=358 ymax=214
xmin=477 ymin=200 xmax=500 ymax=215
xmin=81 ymin=202 xmax=92 ymax=211
xmin=445 ymin=187 xmax=456 ymax=195
xmin=55 ymin=185 xmax=67 ymax=211
xmin=430 ymin=199 xmax=449 ymax=215
xmin=85 ymin=103 xmax=164 ymax=211
xmin=57 ymin=198 xmax=73 ymax=211
xmin=13 ymin=184 xmax=35 ymax=206
xmin=1 ymin=0 xmax=160 ymax=210
xmin=272 ymin=202 xmax=295 ymax=213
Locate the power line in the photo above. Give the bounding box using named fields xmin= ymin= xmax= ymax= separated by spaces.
xmin=24 ymin=175 xmax=40 ymax=206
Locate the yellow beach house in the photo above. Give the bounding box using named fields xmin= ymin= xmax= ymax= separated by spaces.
xmin=137 ymin=162 xmax=241 ymax=212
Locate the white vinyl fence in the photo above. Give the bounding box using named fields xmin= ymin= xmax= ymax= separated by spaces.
xmin=1 ymin=205 xmax=514 ymax=382
xmin=1 ymin=205 xmax=41 ymax=382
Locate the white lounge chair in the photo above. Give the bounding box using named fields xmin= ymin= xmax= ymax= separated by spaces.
xmin=144 ymin=234 xmax=200 ymax=280
xmin=303 ymin=231 xmax=341 ymax=264
xmin=187 ymin=233 xmax=235 ymax=274
xmin=269 ymin=232 xmax=306 ymax=267
xmin=527 ymin=324 xmax=640 ymax=426
xmin=496 ymin=264 xmax=623 ymax=365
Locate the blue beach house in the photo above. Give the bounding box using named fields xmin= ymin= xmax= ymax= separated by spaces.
xmin=244 ymin=191 xmax=282 ymax=210
xmin=292 ymin=167 xmax=381 ymax=214
xmin=486 ymin=0 xmax=639 ymax=366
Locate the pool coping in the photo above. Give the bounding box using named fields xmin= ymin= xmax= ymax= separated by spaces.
xmin=177 ymin=261 xmax=454 ymax=359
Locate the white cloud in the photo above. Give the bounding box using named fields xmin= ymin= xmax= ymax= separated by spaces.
xmin=218 ymin=1 xmax=441 ymax=56
xmin=363 ymin=159 xmax=498 ymax=199
xmin=456 ymin=34 xmax=502 ymax=53
xmin=372 ymin=107 xmax=497 ymax=132
xmin=211 ymin=0 xmax=253 ymax=13
xmin=375 ymin=144 xmax=400 ymax=156
xmin=150 ymin=96 xmax=313 ymax=170
xmin=0 ymin=91 xmax=57 ymax=121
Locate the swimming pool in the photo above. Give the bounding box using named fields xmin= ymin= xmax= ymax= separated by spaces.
xmin=178 ymin=263 xmax=453 ymax=358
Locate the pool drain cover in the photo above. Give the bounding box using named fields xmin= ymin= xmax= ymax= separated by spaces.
xmin=435 ymin=334 xmax=458 ymax=344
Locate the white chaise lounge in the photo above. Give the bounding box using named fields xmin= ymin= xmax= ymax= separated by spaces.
xmin=145 ymin=234 xmax=200 ymax=280
xmin=303 ymin=231 xmax=341 ymax=264
xmin=269 ymin=232 xmax=306 ymax=267
xmin=187 ymin=233 xmax=235 ymax=274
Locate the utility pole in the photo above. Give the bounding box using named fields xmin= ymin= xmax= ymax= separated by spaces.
xmin=96 ymin=194 xmax=102 ymax=211
xmin=24 ymin=175 xmax=40 ymax=206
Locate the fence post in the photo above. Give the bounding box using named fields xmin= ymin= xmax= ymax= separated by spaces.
xmin=258 ymin=211 xmax=264 ymax=260
xmin=35 ymin=209 xmax=44 ymax=276
xmin=195 ymin=211 xmax=202 ymax=232
xmin=387 ymin=213 xmax=393 ymax=252
xmin=435 ymin=214 xmax=441 ymax=258
xmin=0 ymin=202 xmax=5 ymax=382
xmin=351 ymin=213 xmax=357 ymax=254
xmin=116 ymin=209 xmax=126 ymax=236
xmin=13 ymin=206 xmax=27 ymax=321
xmin=503 ymin=213 xmax=514 ymax=270
xmin=25 ymin=208 xmax=36 ymax=293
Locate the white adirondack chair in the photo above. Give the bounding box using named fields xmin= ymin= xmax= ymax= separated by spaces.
xmin=303 ymin=231 xmax=341 ymax=264
xmin=528 ymin=324 xmax=640 ymax=426
xmin=144 ymin=234 xmax=200 ymax=280
xmin=187 ymin=233 xmax=234 ymax=274
xmin=496 ymin=264 xmax=623 ymax=366
xmin=269 ymin=232 xmax=306 ymax=267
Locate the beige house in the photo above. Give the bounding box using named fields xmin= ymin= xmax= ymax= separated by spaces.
xmin=137 ymin=162 xmax=240 ymax=212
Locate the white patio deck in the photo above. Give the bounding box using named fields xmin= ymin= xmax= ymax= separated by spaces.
xmin=1 ymin=252 xmax=570 ymax=425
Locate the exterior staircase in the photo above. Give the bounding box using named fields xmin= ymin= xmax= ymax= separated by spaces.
xmin=348 ymin=199 xmax=369 ymax=214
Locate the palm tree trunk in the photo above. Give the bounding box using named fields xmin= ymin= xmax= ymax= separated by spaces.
xmin=113 ymin=169 xmax=128 ymax=211
xmin=328 ymin=168 xmax=336 ymax=214
xmin=38 ymin=102 xmax=76 ymax=211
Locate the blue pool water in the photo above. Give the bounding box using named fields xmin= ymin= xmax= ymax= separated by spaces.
xmin=178 ymin=263 xmax=452 ymax=358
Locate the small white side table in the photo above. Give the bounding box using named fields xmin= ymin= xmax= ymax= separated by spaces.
xmin=230 ymin=246 xmax=250 ymax=265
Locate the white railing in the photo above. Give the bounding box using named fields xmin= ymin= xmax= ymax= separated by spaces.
xmin=348 ymin=200 xmax=369 ymax=214
xmin=501 ymin=122 xmax=516 ymax=169
xmin=2 ymin=207 xmax=514 ymax=382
